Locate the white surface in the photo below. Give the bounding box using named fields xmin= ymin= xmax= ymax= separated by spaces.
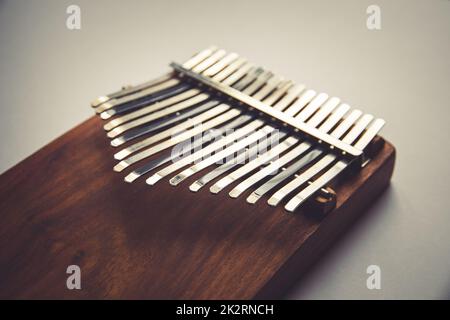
xmin=0 ymin=0 xmax=449 ymax=299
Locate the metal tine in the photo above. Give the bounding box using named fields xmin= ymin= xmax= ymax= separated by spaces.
xmin=97 ymin=49 xmax=228 ymax=117
xmin=191 ymin=49 xmax=227 ymax=73
xmin=124 ymin=115 xmax=254 ymax=183
xmin=189 ymin=84 xmax=306 ymax=192
xmin=165 ymin=83 xmax=316 ymax=188
xmin=202 ymin=53 xmax=239 ymax=77
xmin=246 ymin=103 xmax=351 ymax=204
xmin=91 ymin=46 xmax=218 ymax=108
xmin=106 ymin=93 xmax=210 ymax=138
xmin=92 ymin=74 xmax=174 ymax=109
xmin=104 ymin=52 xmax=244 ymax=138
xmin=144 ymin=78 xmax=294 ymax=185
xmin=111 ymin=62 xmax=255 ymax=147
xmin=202 ymin=92 xmax=329 ymax=194
xmin=213 ymin=57 xmax=248 ymax=83
xmin=113 ymin=67 xmax=283 ymax=172
xmin=104 ymin=89 xmax=202 ymax=132
xmin=113 ymin=67 xmax=272 ymax=161
xmin=284 ymin=116 xmax=383 ymax=212
xmin=120 ymin=67 xmax=263 ymax=181
xmin=101 ymin=50 xmax=238 ymax=122
xmin=188 ymin=136 xmax=275 ymax=192
xmin=267 ymin=109 xmax=367 ymax=207
xmin=93 ymin=46 xmax=218 ymax=112
xmin=98 ymin=79 xmax=188 ymax=117
xmin=111 ymin=100 xmax=221 ymax=147
xmin=227 ymin=97 xmax=341 ymax=199
xmin=106 ymin=60 xmax=250 ymax=145
xmin=106 ymin=58 xmax=249 ymax=137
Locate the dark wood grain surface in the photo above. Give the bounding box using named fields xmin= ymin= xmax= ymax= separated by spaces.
xmin=0 ymin=116 xmax=395 ymax=299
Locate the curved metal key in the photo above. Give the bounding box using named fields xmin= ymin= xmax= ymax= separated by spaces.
xmin=267 ymin=109 xmax=365 ymax=207
xmin=91 ymin=46 xmax=218 ymax=109
xmin=284 ymin=117 xmax=384 ymax=212
xmin=245 ymin=102 xmax=350 ymax=204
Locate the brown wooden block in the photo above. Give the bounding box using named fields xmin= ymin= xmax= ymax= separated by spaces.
xmin=0 ymin=116 xmax=395 ymax=299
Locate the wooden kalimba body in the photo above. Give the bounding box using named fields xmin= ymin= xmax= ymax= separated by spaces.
xmin=0 ymin=47 xmax=395 ymax=299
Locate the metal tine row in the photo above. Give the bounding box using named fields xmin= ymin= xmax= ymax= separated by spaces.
xmin=94 ymin=46 xmax=386 ymax=211
xmin=105 ymin=52 xmax=269 ymax=153
xmin=182 ymin=102 xmax=384 ymax=211
xmin=109 ymin=58 xmax=254 ymax=147
xmin=122 ymin=68 xmax=283 ymax=183
xmin=94 ymin=46 xmax=226 ymax=118
xmin=119 ymin=77 xmax=293 ymax=175
xmin=113 ymin=63 xmax=293 ymax=173
xmin=167 ymin=91 xmax=330 ymax=188
xmin=283 ymin=118 xmax=385 ymax=212
xmin=103 ymin=52 xmax=250 ymax=140
xmin=91 ymin=46 xmax=219 ymax=109
xmin=205 ymin=98 xmax=344 ymax=195
xmin=268 ymin=110 xmax=373 ymax=206
xmin=111 ymin=65 xmax=272 ymax=162
xmin=107 ymin=63 xmax=265 ymax=147
xmin=145 ymin=85 xmax=320 ymax=186
xmin=243 ymin=102 xmax=350 ymax=204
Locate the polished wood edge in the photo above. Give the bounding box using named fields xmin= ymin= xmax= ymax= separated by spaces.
xmin=254 ymin=140 xmax=396 ymax=299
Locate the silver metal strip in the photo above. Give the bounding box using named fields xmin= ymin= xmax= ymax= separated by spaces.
xmin=245 ymin=103 xmax=351 ymax=204
xmin=100 ymin=51 xmax=243 ymax=120
xmin=110 ymin=61 xmax=257 ymax=147
xmin=110 ymin=100 xmax=221 ymax=147
xmin=354 ymin=118 xmax=385 ymax=151
xmin=202 ymin=52 xmax=239 ymax=77
xmin=304 ymin=97 xmax=341 ymax=128
xmin=188 ymin=142 xmax=263 ymax=192
xmin=105 ymin=55 xmax=254 ymax=136
xmin=240 ymin=102 xmax=346 ymax=202
xmin=113 ymin=67 xmax=279 ymax=165
xmin=171 ymin=63 xmax=363 ymax=159
xmin=104 ymin=89 xmax=201 ymax=131
xmin=266 ymin=108 xmax=364 ymax=206
xmin=114 ymin=103 xmax=229 ymax=159
xmin=247 ymin=148 xmax=319 ymax=204
xmin=192 ymin=49 xmax=227 ymax=73
xmin=156 ymin=125 xmax=273 ymax=186
xmin=126 ymin=80 xmax=297 ymax=184
xmin=295 ymin=93 xmax=329 ymax=122
xmin=124 ymin=115 xmax=254 ymax=183
xmin=114 ymin=107 xmax=241 ymax=171
xmin=212 ymin=57 xmax=247 ymax=83
xmin=206 ymin=136 xmax=298 ymax=193
xmin=182 ymin=46 xmax=220 ymax=70
xmin=186 ymin=84 xmax=310 ymax=192
xmin=165 ymin=82 xmax=304 ymax=188
xmin=283 ymin=89 xmax=316 ymax=117
xmin=221 ymin=64 xmax=256 ymax=88
xmin=124 ymin=116 xmax=252 ymax=183
xmin=144 ymin=80 xmax=297 ymax=185
xmin=96 ymin=79 xmax=182 ymax=115
xmin=91 ymin=73 xmax=173 ymax=109
xmin=91 ymin=46 xmax=218 ymax=108
xmin=144 ymin=119 xmax=265 ymax=184
xmin=268 ymin=154 xmax=336 ymax=207
xmin=97 ymin=49 xmax=229 ymax=116
xmin=284 ymin=118 xmax=385 ymax=212
xmin=203 ymin=92 xmax=333 ymax=195
xmin=230 ymin=142 xmax=310 ymax=199
xmin=106 ymin=93 xmax=210 ymax=139
xmin=114 ymin=64 xmax=275 ymax=171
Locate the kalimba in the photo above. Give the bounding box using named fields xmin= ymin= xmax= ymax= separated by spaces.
xmin=0 ymin=47 xmax=395 ymax=299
